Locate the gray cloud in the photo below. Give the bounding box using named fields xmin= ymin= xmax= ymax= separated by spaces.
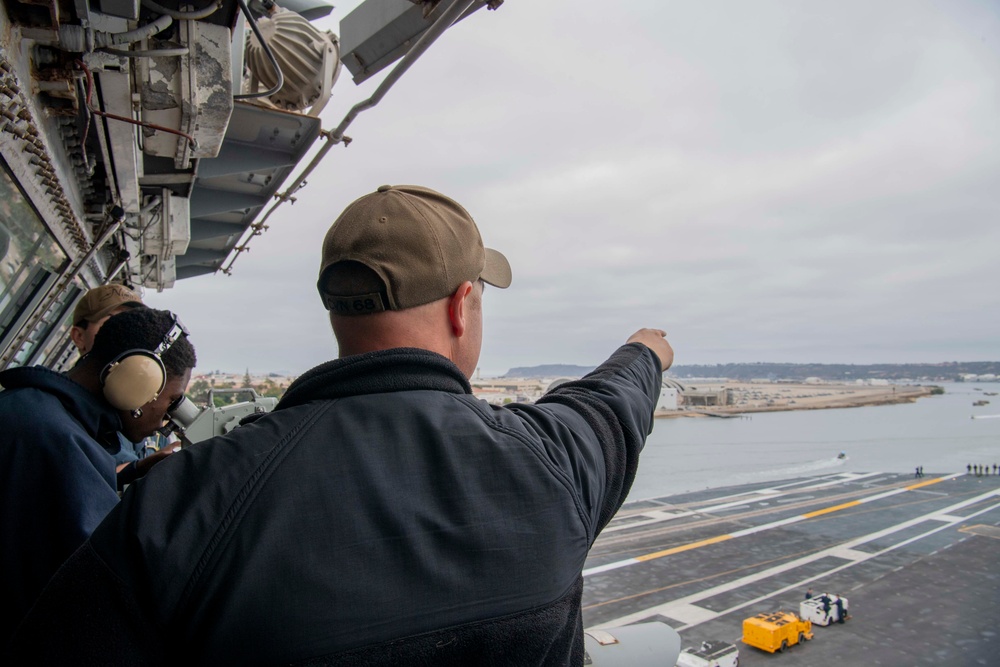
xmin=146 ymin=0 xmax=1000 ymax=376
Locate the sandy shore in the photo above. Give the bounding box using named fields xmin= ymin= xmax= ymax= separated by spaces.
xmin=657 ymin=383 xmax=937 ymax=418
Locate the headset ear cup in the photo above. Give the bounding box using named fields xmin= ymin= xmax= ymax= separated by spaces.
xmin=102 ymin=352 xmax=167 ymax=412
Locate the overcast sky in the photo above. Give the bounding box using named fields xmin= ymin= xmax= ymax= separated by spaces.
xmin=145 ymin=0 xmax=1000 ymax=376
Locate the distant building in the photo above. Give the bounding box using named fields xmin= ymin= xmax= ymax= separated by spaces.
xmin=678 ymin=377 xmax=730 ymax=383
xmin=657 ymin=387 xmax=679 ymax=411
xmin=680 ymin=388 xmax=732 ymax=407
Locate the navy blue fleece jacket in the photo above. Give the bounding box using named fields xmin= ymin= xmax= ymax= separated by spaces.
xmin=0 ymin=366 xmax=121 ymax=643
xmin=9 ymin=344 xmax=661 ymax=665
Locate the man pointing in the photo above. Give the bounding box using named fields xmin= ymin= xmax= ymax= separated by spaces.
xmin=12 ymin=185 xmax=673 ymax=666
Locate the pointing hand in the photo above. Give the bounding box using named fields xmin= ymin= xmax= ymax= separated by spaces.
xmin=626 ymin=329 xmax=673 ymax=371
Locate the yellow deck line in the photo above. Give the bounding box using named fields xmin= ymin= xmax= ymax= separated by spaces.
xmin=802 ymin=500 xmax=861 ymax=519
xmin=635 ymin=534 xmax=733 ymax=562
xmin=905 ymin=477 xmax=946 ymax=491
xmin=617 ymin=475 xmax=958 ymax=569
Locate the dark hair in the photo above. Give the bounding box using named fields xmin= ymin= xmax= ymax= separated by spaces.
xmin=89 ymin=308 xmax=197 ymax=378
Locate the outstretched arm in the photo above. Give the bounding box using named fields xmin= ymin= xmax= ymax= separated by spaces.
xmin=512 ymin=328 xmax=673 ymax=537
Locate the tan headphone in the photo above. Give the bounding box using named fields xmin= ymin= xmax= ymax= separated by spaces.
xmin=100 ymin=315 xmax=187 ymax=417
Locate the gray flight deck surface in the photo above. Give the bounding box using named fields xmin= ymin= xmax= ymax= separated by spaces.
xmin=582 ymin=472 xmax=1000 ymax=666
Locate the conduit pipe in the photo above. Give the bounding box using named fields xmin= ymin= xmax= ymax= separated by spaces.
xmin=58 ymin=14 xmax=173 ymax=52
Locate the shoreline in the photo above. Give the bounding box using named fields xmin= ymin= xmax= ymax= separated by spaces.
xmin=656 ymin=384 xmax=936 ymax=419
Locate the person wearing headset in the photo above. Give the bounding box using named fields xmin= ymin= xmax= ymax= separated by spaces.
xmin=0 ymin=307 xmax=196 ymax=644
xmin=67 ymin=284 xmax=174 ymax=475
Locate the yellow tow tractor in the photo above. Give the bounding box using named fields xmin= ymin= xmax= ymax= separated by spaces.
xmin=741 ymin=611 xmax=813 ymax=654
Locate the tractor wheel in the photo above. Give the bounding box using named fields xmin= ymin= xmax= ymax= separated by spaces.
xmin=799 ymin=631 xmax=806 ymax=643
xmin=778 ymin=640 xmax=787 ymax=653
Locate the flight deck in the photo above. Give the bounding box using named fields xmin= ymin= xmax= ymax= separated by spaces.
xmin=583 ymin=472 xmax=1000 ymax=666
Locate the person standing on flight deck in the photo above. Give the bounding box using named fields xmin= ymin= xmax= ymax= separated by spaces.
xmin=10 ymin=185 xmax=674 ymax=666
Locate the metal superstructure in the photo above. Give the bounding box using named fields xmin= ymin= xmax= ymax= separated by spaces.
xmin=0 ymin=0 xmax=500 ymax=371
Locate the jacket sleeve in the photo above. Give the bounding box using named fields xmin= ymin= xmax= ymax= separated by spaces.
xmin=0 ymin=394 xmax=120 ymax=642
xmin=506 ymin=343 xmax=661 ymax=538
xmin=6 ymin=541 xmax=166 ymax=665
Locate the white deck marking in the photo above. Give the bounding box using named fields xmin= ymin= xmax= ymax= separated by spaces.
xmin=671 ymin=498 xmax=1000 ymax=631
xmin=728 ymin=515 xmax=807 ymax=538
xmin=589 ymin=473 xmax=966 ymax=576
xmin=609 ymin=473 xmax=888 ymax=534
xmin=827 ymin=547 xmax=868 ymax=561
xmin=699 ymin=499 xmax=761 ymax=513
xmin=583 ymin=559 xmax=640 ymax=576
xmin=702 ymin=504 xmax=751 ymax=513
xmin=857 ymin=487 xmax=907 ymax=503
xmin=589 ymin=490 xmax=1000 ymax=631
xmin=794 ymin=472 xmax=884 ymax=491
xmin=602 ymin=510 xmax=696 ymax=533
xmin=659 ymin=603 xmax=717 ymax=625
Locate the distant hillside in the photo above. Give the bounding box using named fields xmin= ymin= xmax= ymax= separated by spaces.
xmin=503 ymin=361 xmax=999 ymax=382
xmin=671 ymin=361 xmax=999 ymax=382
xmin=503 ymin=364 xmax=595 ymax=378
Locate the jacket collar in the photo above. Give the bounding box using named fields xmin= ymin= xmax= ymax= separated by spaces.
xmin=0 ymin=366 xmax=123 ymax=448
xmin=277 ymin=348 xmax=472 ymax=411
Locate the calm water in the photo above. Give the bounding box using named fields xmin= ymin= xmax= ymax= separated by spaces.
xmin=629 ymin=383 xmax=1000 ymax=502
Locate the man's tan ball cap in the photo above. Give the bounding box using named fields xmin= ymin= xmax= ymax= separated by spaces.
xmin=318 ymin=185 xmax=511 ymax=314
xmin=73 ymin=284 xmax=143 ymax=325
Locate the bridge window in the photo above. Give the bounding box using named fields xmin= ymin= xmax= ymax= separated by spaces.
xmin=0 ymin=161 xmax=67 ymax=366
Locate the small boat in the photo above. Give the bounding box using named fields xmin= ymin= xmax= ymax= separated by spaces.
xmin=837 ymin=451 xmax=847 ymax=460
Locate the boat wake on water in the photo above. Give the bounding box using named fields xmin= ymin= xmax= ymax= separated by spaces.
xmin=753 ymin=455 xmax=848 ymax=480
xmin=631 ymin=456 xmax=852 ymax=502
